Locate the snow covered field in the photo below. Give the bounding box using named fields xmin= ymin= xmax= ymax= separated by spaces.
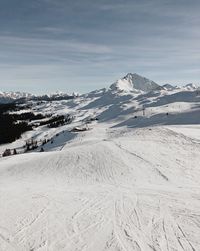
xmin=0 ymin=74 xmax=200 ymax=250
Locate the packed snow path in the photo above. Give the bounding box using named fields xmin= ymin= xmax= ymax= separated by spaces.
xmin=0 ymin=125 xmax=200 ymax=251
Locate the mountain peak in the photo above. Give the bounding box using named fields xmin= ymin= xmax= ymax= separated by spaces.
xmin=184 ymin=83 xmax=197 ymax=90
xmin=110 ymin=73 xmax=161 ymax=93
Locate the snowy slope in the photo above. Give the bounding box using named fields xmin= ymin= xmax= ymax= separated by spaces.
xmin=0 ymin=125 xmax=200 ymax=251
xmin=0 ymin=74 xmax=200 ymax=251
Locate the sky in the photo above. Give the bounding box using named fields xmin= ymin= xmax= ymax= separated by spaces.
xmin=0 ymin=0 xmax=200 ymax=94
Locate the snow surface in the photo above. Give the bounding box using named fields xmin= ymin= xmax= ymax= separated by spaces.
xmin=0 ymin=75 xmax=200 ymax=250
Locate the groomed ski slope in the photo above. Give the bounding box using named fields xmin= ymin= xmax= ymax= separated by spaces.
xmin=0 ymin=124 xmax=200 ymax=251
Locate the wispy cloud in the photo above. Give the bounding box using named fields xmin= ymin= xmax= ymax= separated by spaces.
xmin=0 ymin=0 xmax=200 ymax=93
xmin=0 ymin=36 xmax=112 ymax=55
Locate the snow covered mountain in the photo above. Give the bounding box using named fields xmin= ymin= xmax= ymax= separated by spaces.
xmin=0 ymin=91 xmax=33 ymax=104
xmin=0 ymin=91 xmax=77 ymax=104
xmin=1 ymin=73 xmax=199 ymax=104
xmin=110 ymin=73 xmax=162 ymax=92
xmin=0 ymin=73 xmax=200 ymax=251
xmin=184 ymin=83 xmax=198 ymax=90
xmin=162 ymin=83 xmax=177 ymax=91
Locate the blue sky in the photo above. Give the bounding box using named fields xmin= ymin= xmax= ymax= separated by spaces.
xmin=0 ymin=0 xmax=200 ymax=94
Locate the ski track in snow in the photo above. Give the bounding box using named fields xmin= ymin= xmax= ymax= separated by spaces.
xmin=0 ymin=125 xmax=200 ymax=251
xmin=1 ymin=182 xmax=200 ymax=251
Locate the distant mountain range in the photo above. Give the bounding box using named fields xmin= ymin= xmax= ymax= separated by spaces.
xmin=0 ymin=73 xmax=199 ymax=103
xmin=0 ymin=91 xmax=33 ymax=104
xmin=110 ymin=73 xmax=199 ymax=93
xmin=0 ymin=91 xmax=78 ymax=104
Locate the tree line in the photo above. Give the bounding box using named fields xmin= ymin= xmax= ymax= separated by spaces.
xmin=0 ymin=104 xmax=33 ymax=144
xmin=0 ymin=103 xmax=73 ymax=146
